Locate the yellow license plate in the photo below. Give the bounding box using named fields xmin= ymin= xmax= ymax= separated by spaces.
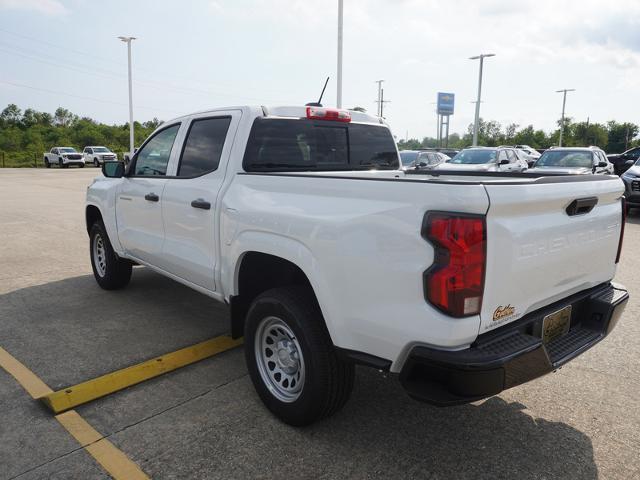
xmin=542 ymin=305 xmax=572 ymax=343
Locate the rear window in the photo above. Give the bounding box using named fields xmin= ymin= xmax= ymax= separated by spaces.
xmin=448 ymin=149 xmax=496 ymax=164
xmin=536 ymin=151 xmax=594 ymax=168
xmin=243 ymin=118 xmax=399 ymax=171
xmin=400 ymin=151 xmax=419 ymax=166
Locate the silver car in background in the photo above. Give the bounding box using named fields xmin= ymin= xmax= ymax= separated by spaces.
xmin=399 ymin=150 xmax=449 ymax=170
xmin=436 ymin=147 xmax=528 ymax=172
xmin=528 ymin=147 xmax=614 ymax=175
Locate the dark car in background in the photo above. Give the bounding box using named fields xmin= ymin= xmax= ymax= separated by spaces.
xmin=607 ymin=147 xmax=640 ymax=175
xmin=621 ymin=159 xmax=640 ymax=210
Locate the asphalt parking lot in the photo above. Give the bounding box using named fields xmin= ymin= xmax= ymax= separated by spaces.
xmin=1 ymin=168 xmax=639 ymax=480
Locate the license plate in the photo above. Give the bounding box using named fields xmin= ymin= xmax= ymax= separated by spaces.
xmin=542 ymin=305 xmax=572 ymax=343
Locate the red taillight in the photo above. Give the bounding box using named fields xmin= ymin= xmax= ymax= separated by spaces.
xmin=306 ymin=106 xmax=351 ymax=122
xmin=616 ymin=197 xmax=626 ymax=264
xmin=423 ymin=213 xmax=486 ymax=317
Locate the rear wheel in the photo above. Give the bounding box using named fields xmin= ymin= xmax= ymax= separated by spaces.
xmin=89 ymin=221 xmax=132 ymax=290
xmin=244 ymin=287 xmax=354 ymax=426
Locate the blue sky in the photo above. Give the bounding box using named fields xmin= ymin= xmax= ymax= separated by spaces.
xmin=1 ymin=0 xmax=639 ymax=140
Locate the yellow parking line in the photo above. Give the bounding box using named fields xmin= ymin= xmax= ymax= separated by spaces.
xmin=0 ymin=346 xmax=150 ymax=480
xmin=57 ymin=411 xmax=148 ymax=480
xmin=0 ymin=346 xmax=53 ymax=398
xmin=40 ymin=335 xmax=243 ymax=414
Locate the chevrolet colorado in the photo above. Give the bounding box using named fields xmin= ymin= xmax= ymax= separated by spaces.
xmin=85 ymin=105 xmax=628 ymax=425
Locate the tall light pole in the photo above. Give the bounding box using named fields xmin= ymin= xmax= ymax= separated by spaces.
xmin=375 ymin=80 xmax=384 ymax=116
xmin=556 ymin=88 xmax=575 ymax=147
xmin=118 ymin=36 xmax=136 ymax=155
xmin=336 ymin=0 xmax=343 ymax=108
xmin=469 ymin=53 xmax=495 ymax=146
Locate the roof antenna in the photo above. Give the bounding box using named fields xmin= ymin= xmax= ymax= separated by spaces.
xmin=306 ymin=76 xmax=330 ymax=107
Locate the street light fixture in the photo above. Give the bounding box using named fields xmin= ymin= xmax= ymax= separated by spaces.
xmin=118 ymin=36 xmax=136 ymax=156
xmin=556 ymin=89 xmax=575 ymax=147
xmin=469 ymin=53 xmax=495 ymax=146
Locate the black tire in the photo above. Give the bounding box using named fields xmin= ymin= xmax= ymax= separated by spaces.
xmin=89 ymin=221 xmax=132 ymax=290
xmin=44 ymin=158 xmax=50 ymax=168
xmin=79 ymin=163 xmax=85 ymax=168
xmin=58 ymin=159 xmax=63 ymax=168
xmin=244 ymin=287 xmax=354 ymax=426
xmin=94 ymin=158 xmax=99 ymax=167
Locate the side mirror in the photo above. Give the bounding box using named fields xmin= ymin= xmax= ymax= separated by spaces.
xmin=499 ymin=159 xmax=510 ymax=165
xmin=418 ymin=162 xmax=428 ymax=167
xmin=598 ymin=161 xmax=608 ymax=168
xmin=102 ymin=161 xmax=125 ymax=178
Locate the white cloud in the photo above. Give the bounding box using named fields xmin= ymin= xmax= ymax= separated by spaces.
xmin=209 ymin=1 xmax=223 ymax=12
xmin=0 ymin=0 xmax=68 ymax=15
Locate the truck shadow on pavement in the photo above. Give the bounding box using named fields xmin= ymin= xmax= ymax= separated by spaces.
xmin=0 ymin=268 xmax=597 ymax=480
xmin=319 ymin=369 xmax=598 ymax=479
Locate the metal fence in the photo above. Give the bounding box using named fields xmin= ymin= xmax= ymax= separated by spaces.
xmin=0 ymin=151 xmax=43 ymax=168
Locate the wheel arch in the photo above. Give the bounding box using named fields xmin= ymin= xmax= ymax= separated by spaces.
xmin=228 ymin=247 xmax=334 ymax=344
xmin=85 ymin=204 xmax=103 ymax=234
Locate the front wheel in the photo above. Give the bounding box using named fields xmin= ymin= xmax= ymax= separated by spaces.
xmin=244 ymin=287 xmax=354 ymax=426
xmin=44 ymin=158 xmax=50 ymax=168
xmin=94 ymin=158 xmax=99 ymax=167
xmin=89 ymin=221 xmax=132 ymax=290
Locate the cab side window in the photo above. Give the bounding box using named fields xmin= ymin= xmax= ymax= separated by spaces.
xmin=498 ymin=150 xmax=508 ymax=163
xmin=133 ymin=124 xmax=180 ymax=176
xmin=506 ymin=150 xmax=517 ymax=163
xmin=178 ymin=117 xmax=231 ymax=177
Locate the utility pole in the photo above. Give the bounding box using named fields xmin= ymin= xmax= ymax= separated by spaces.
xmin=375 ymin=80 xmax=384 ymax=116
xmin=336 ymin=0 xmax=343 ymax=108
xmin=118 ymin=36 xmax=136 ymax=155
xmin=556 ymin=88 xmax=575 ymax=147
xmin=626 ymin=125 xmax=630 ymax=150
xmin=379 ymin=88 xmax=389 ymax=117
xmin=469 ymin=53 xmax=495 ymax=146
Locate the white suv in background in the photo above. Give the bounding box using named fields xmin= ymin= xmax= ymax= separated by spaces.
xmin=83 ymin=146 xmax=118 ymax=167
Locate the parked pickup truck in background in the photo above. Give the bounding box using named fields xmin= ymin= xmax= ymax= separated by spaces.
xmin=44 ymin=147 xmax=85 ymax=168
xmin=83 ymin=146 xmax=117 ymax=167
xmin=85 ymin=105 xmax=628 ymax=426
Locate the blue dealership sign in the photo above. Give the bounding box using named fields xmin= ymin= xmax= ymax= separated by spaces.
xmin=437 ymin=92 xmax=455 ymax=115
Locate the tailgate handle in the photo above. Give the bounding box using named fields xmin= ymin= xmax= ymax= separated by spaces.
xmin=566 ymin=197 xmax=598 ymax=216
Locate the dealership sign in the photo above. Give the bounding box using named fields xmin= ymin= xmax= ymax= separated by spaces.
xmin=437 ymin=92 xmax=455 ymax=115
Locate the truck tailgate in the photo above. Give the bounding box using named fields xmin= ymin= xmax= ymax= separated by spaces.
xmin=480 ymin=177 xmax=624 ymax=333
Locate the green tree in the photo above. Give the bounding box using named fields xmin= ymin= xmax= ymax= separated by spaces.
xmin=54 ymin=107 xmax=75 ymax=127
xmin=606 ymin=121 xmax=639 ymax=153
xmin=1 ymin=104 xmax=22 ymax=126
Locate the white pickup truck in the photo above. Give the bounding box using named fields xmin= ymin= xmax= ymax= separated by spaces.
xmin=44 ymin=147 xmax=85 ymax=168
xmin=82 ymin=146 xmax=118 ymax=167
xmin=85 ymin=105 xmax=628 ymax=426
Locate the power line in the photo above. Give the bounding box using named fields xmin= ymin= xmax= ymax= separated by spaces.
xmin=0 ymin=26 xmax=123 ymax=66
xmin=0 ymin=27 xmax=297 ymax=100
xmin=0 ymin=79 xmax=182 ymax=114
xmin=0 ymin=45 xmax=291 ymax=104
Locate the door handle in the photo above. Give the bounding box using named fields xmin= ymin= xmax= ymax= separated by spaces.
xmin=144 ymin=193 xmax=159 ymax=202
xmin=191 ymin=199 xmax=211 ymax=210
xmin=566 ymin=197 xmax=598 ymax=216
